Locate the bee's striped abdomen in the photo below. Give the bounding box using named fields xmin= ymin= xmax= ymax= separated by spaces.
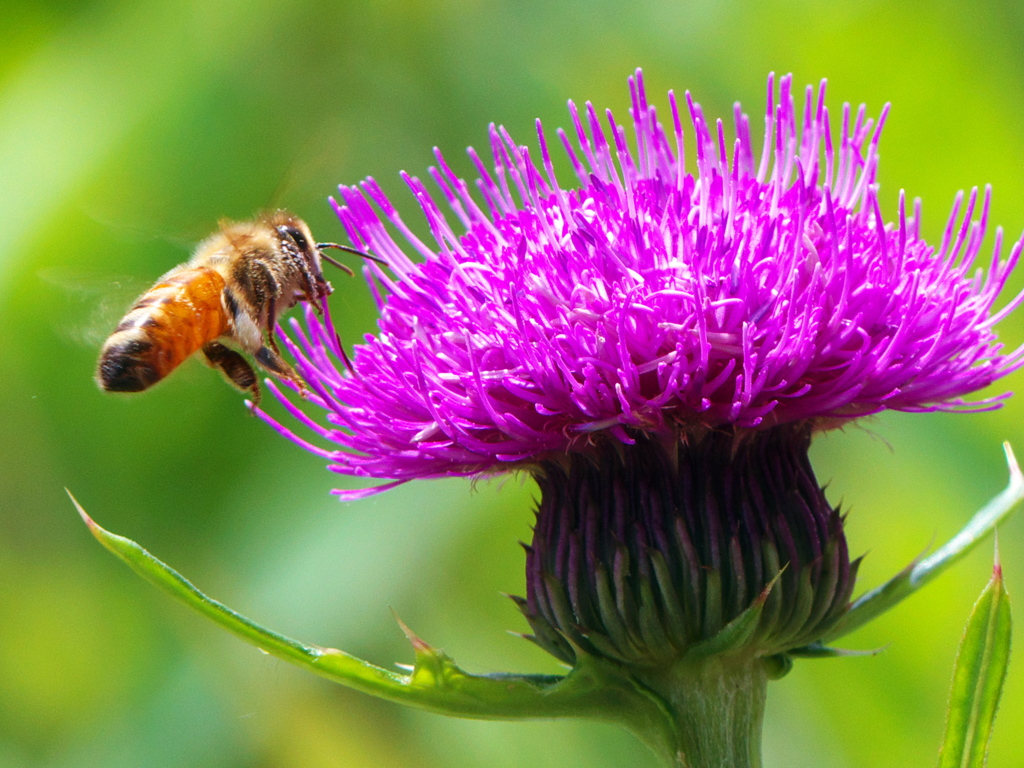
xmin=97 ymin=267 xmax=229 ymax=392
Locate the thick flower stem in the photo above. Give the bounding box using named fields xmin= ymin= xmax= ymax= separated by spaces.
xmin=632 ymin=656 xmax=768 ymax=768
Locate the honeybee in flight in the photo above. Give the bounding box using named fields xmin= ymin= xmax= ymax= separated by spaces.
xmin=97 ymin=210 xmax=375 ymax=406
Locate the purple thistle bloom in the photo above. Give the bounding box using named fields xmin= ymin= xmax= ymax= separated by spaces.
xmin=257 ymin=71 xmax=1024 ymax=499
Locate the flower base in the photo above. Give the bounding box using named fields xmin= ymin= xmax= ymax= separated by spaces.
xmin=519 ymin=426 xmax=857 ymax=666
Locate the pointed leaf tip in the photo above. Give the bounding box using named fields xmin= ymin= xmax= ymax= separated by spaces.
xmin=66 ymin=490 xmax=140 ymax=560
xmin=788 ymin=642 xmax=889 ymax=659
xmin=390 ymin=608 xmax=432 ymax=654
xmin=67 ymin=489 xmax=108 ymax=545
xmin=1003 ymin=441 xmax=1021 ymax=486
xmin=993 ymin=531 xmax=1003 ymax=581
xmin=755 ymin=564 xmax=787 ymax=607
xmin=66 ymin=488 xmax=94 ymax=528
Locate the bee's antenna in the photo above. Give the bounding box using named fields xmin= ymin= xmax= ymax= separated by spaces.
xmin=317 ymin=242 xmax=387 ymax=275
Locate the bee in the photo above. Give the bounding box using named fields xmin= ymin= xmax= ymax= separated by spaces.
xmin=96 ymin=210 xmax=374 ymax=406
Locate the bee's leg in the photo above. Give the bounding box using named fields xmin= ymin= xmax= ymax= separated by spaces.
xmin=265 ymin=300 xmax=284 ymax=358
xmin=201 ymin=341 xmax=261 ymax=408
xmin=308 ymin=289 xmax=326 ymax=315
xmin=295 ymin=249 xmax=328 ymax=313
xmin=262 ymin=297 xmax=288 ymax=362
xmin=254 ymin=344 xmax=309 ymax=398
xmin=248 ymin=260 xmax=287 ymax=357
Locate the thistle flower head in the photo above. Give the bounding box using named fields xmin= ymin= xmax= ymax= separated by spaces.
xmin=253 ymin=71 xmax=1024 ymax=669
xmin=259 ymin=71 xmax=1024 ymax=496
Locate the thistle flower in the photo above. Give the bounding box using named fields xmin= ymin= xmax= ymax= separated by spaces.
xmin=262 ymin=72 xmax=1023 ymax=489
xmin=256 ymin=72 xmax=1023 ymax=673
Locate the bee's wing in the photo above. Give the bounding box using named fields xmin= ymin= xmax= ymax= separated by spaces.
xmin=39 ymin=267 xmax=149 ymax=348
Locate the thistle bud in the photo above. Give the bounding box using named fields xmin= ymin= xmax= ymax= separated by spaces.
xmin=517 ymin=426 xmax=857 ymax=667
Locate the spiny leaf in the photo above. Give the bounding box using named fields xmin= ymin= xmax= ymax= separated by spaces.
xmin=937 ymin=543 xmax=1012 ymax=768
xmin=69 ymin=491 xmax=665 ymax=726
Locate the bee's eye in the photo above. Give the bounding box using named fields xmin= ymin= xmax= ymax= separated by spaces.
xmin=282 ymin=226 xmax=309 ymax=251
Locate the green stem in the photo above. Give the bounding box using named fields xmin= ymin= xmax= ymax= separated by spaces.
xmin=632 ymin=656 xmax=768 ymax=768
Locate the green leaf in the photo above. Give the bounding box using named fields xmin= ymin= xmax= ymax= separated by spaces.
xmin=937 ymin=544 xmax=1012 ymax=768
xmin=68 ymin=491 xmax=672 ymax=730
xmin=826 ymin=442 xmax=1024 ymax=643
xmin=682 ymin=569 xmax=784 ymax=662
xmin=784 ymin=643 xmax=885 ymax=659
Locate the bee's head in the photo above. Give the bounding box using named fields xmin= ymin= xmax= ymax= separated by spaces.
xmin=267 ymin=212 xmax=333 ymax=300
xmin=267 ymin=209 xmax=383 ymax=305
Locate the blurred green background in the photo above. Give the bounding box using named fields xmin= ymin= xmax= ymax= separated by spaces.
xmin=2 ymin=1 xmax=1024 ymax=766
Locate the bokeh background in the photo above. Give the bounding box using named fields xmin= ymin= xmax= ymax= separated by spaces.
xmin=2 ymin=1 xmax=1024 ymax=766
